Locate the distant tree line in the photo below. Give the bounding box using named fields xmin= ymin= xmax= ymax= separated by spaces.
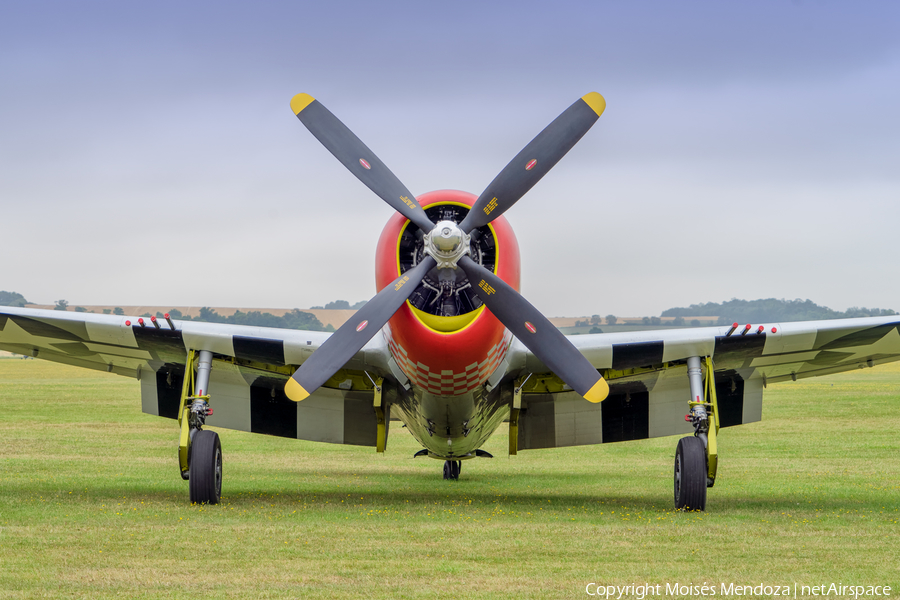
xmin=573 ymin=314 xmax=619 ymax=327
xmin=309 ymin=300 xmax=367 ymax=310
xmin=7 ymin=291 xmax=895 ymax=331
xmin=661 ymin=298 xmax=897 ymax=324
xmin=151 ymin=308 xmax=334 ymax=332
xmin=0 ymin=290 xmax=335 ymax=332
xmin=0 ymin=291 xmax=28 ymax=307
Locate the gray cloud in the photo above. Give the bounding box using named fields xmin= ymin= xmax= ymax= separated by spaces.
xmin=2 ymin=0 xmax=899 ymax=317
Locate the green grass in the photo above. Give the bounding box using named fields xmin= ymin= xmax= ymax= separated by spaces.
xmin=1 ymin=358 xmax=898 ymax=599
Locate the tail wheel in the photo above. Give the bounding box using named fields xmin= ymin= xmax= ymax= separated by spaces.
xmin=674 ymin=436 xmax=706 ymax=511
xmin=442 ymin=460 xmax=461 ymax=480
xmin=189 ymin=430 xmax=222 ymax=505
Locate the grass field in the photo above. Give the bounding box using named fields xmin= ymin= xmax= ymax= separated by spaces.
xmin=1 ymin=358 xmax=898 ymax=599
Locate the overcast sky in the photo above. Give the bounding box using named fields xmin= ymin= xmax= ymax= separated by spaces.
xmin=2 ymin=1 xmax=898 ymax=318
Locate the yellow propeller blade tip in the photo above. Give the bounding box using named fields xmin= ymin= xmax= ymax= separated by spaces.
xmin=582 ymin=377 xmax=609 ymax=403
xmin=581 ymin=92 xmax=606 ymax=117
xmin=284 ymin=377 xmax=310 ymax=402
xmin=290 ymin=93 xmax=315 ymax=115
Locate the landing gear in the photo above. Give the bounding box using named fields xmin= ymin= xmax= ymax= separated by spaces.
xmin=674 ymin=436 xmax=706 ymax=511
xmin=673 ymin=356 xmax=720 ymax=511
xmin=189 ymin=430 xmax=222 ymax=504
xmin=443 ymin=460 xmax=461 ymax=480
xmin=178 ymin=349 xmax=223 ymax=504
xmin=413 ymin=450 xmax=487 ymax=478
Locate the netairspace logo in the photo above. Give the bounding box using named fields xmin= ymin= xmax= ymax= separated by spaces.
xmin=585 ymin=582 xmax=893 ymax=599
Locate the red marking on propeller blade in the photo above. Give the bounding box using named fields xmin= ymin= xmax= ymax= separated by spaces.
xmin=356 ymin=320 xmax=369 ymax=332
xmin=525 ymin=159 xmax=537 ymax=171
xmin=525 ymin=321 xmax=536 ymax=334
xmin=359 ymin=158 xmax=371 ymax=170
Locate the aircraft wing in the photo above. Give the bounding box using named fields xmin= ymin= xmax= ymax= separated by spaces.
xmin=0 ymin=306 xmax=393 ymax=446
xmin=511 ymin=316 xmax=900 ymax=450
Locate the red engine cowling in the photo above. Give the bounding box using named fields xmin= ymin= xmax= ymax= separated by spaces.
xmin=374 ymin=190 xmax=521 ymax=395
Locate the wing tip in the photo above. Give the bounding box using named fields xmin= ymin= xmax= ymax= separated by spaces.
xmin=285 ymin=377 xmax=310 ymax=402
xmin=582 ymin=376 xmax=609 ymax=403
xmin=290 ymin=93 xmax=316 ymax=115
xmin=581 ymin=92 xmax=606 ymax=117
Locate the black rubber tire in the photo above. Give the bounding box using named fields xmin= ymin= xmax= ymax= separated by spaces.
xmin=674 ymin=436 xmax=706 ymax=511
xmin=443 ymin=460 xmax=461 ymax=480
xmin=189 ymin=430 xmax=222 ymax=505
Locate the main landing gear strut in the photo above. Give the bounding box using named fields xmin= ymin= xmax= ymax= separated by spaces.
xmin=178 ymin=349 xmax=222 ymax=505
xmin=674 ymin=356 xmax=720 ymax=511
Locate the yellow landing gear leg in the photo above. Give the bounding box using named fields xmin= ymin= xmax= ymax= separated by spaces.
xmin=702 ymin=356 xmax=720 ymax=487
xmin=686 ymin=355 xmax=719 ymax=486
xmin=509 ymin=375 xmax=527 ymax=456
xmin=177 ymin=350 xmax=214 ymax=487
xmin=675 ymin=356 xmax=719 ymax=511
xmin=372 ymin=377 xmax=387 ymax=453
xmin=178 ymin=349 xmax=220 ymax=504
xmin=178 ymin=350 xmax=198 ymax=480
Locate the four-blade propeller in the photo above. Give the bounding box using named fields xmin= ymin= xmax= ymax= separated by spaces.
xmin=285 ymin=92 xmax=609 ymax=404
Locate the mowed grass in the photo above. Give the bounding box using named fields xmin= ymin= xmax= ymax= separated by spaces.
xmin=0 ymin=358 xmax=898 ymax=599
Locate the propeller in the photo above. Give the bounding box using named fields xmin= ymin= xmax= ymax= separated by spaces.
xmin=290 ymin=94 xmax=435 ymax=233
xmin=458 ymin=93 xmax=606 ymax=233
xmin=285 ymin=92 xmax=609 ymax=404
xmin=285 ymin=256 xmax=436 ymax=402
xmin=457 ymin=256 xmax=608 ymax=402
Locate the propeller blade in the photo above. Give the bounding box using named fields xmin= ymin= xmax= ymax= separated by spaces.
xmin=457 ymin=255 xmax=608 ymax=403
xmin=284 ymin=255 xmax=437 ymax=402
xmin=459 ymin=93 xmax=606 ymax=233
xmin=290 ymin=94 xmax=435 ymax=233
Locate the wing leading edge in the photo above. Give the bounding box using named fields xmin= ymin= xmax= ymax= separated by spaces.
xmin=510 ymin=316 xmax=900 ymax=450
xmin=6 ymin=307 xmax=899 ymax=451
xmin=0 ymin=306 xmax=392 ymax=446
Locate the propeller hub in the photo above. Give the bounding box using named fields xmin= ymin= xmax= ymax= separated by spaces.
xmin=424 ymin=220 xmax=470 ymax=269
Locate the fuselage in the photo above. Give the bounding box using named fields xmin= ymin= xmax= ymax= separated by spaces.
xmin=374 ymin=190 xmax=521 ymax=458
